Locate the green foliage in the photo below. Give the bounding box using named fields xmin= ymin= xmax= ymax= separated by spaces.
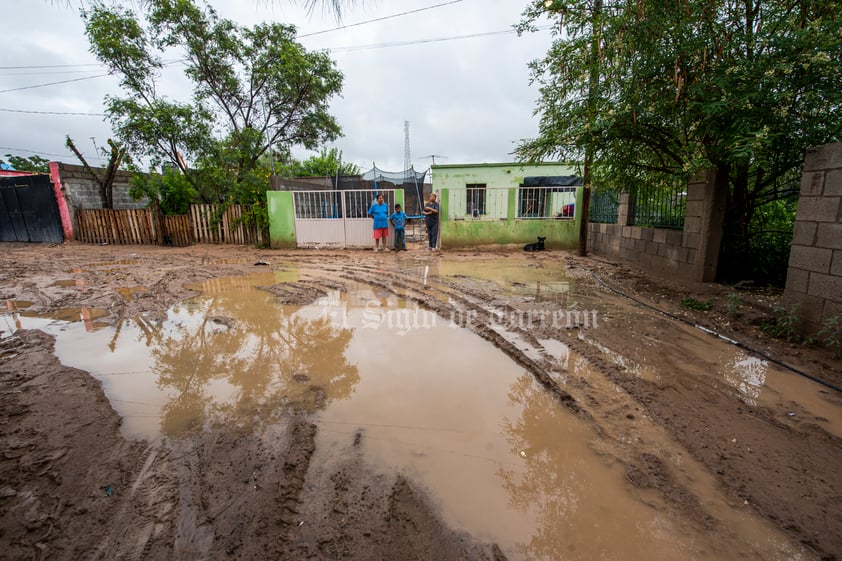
xmin=760 ymin=304 xmax=801 ymax=341
xmin=519 ymin=1 xmax=842 ymax=276
xmin=680 ymin=297 xmax=712 ymax=311
xmin=82 ymin=0 xmax=343 ymax=200
xmin=719 ymin=196 xmax=797 ymax=286
xmin=818 ymin=316 xmax=841 ymax=358
xmin=276 ymin=147 xmax=361 ymax=178
xmin=1 ymin=154 xmax=50 ymax=173
xmin=129 ymin=166 xmax=197 ymax=216
xmin=726 ymin=293 xmax=743 ymax=319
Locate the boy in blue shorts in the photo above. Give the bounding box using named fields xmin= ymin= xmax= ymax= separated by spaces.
xmin=390 ymin=203 xmax=408 ymax=251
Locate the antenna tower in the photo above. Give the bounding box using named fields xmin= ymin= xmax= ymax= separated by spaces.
xmin=404 ymin=121 xmax=411 ymax=177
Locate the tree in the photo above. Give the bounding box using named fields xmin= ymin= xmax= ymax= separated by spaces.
xmin=520 ymin=0 xmax=842 ymax=280
xmin=66 ymin=136 xmax=127 ymax=209
xmin=0 ymin=154 xmax=50 ymax=173
xmin=275 ymin=147 xmax=361 ymax=177
xmin=83 ymin=0 xmax=344 ymax=201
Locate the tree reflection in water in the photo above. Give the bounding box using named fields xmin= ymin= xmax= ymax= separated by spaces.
xmin=497 ymin=373 xmax=589 ymax=561
xmin=147 ymin=284 xmax=358 ymax=438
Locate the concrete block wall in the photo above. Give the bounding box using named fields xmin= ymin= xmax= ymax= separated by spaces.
xmin=588 ymin=173 xmax=710 ymax=281
xmin=56 ymin=163 xmax=147 ymax=212
xmin=54 ymin=163 xmax=148 ymax=237
xmin=784 ymin=143 xmax=842 ymax=332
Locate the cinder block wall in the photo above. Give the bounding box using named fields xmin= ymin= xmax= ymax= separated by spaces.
xmin=55 ymin=163 xmax=148 ymax=236
xmin=588 ymin=173 xmax=711 ymax=281
xmin=784 ymin=143 xmax=842 ymax=332
xmin=56 ymin=163 xmax=147 ymax=211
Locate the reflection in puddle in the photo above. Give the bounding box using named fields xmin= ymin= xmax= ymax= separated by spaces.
xmin=52 ymin=279 xmax=86 ymax=288
xmin=21 ymin=307 xmax=108 ymax=324
xmin=115 ymin=286 xmax=148 ymax=301
xmin=5 ymin=271 xmax=812 ymax=561
xmin=2 ymin=306 xmax=109 ymax=339
xmin=435 ymin=260 xmax=573 ymax=301
xmin=722 ymin=354 xmax=767 ymax=406
xmin=84 ymin=259 xmax=141 ymax=267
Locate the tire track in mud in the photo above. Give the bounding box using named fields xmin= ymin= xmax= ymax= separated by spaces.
xmin=326 ymin=261 xmax=783 ymax=552
xmin=88 ymin=444 xmax=178 ymax=561
xmin=291 ymin=429 xmax=507 ymax=560
xmin=342 ymin=259 xmax=841 ymax=560
xmin=334 ymin=263 xmax=585 ymax=417
xmin=167 ymin=417 xmax=319 ymax=559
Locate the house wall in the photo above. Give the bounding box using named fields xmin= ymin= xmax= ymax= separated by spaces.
xmin=587 ymin=171 xmax=717 ymax=282
xmin=439 ymin=186 xmax=583 ymax=249
xmin=432 ymin=162 xmax=578 ymax=191
xmin=784 ymin=142 xmax=842 ymax=333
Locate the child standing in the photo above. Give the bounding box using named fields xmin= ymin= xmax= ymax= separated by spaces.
xmin=390 ymin=203 xmax=408 ymax=251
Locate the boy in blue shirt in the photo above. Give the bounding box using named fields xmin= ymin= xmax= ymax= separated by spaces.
xmin=390 ymin=203 xmax=408 ymax=251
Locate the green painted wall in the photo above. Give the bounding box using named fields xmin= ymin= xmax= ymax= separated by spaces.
xmin=432 ymin=162 xmax=578 ymax=191
xmin=440 ymin=186 xmax=583 ymax=249
xmin=267 ymin=191 xmax=296 ymax=249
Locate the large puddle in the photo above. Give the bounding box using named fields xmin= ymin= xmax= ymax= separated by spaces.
xmin=2 ymin=268 xmax=817 ymax=560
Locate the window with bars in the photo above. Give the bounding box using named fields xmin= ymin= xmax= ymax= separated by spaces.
xmin=466 ymin=183 xmax=486 ymax=217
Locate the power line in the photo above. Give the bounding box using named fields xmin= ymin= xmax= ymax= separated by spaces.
xmin=298 ymin=0 xmax=463 ymax=38
xmin=0 ymin=58 xmax=183 ymax=72
xmin=329 ymin=27 xmax=547 ymax=53
xmin=0 ymin=145 xmax=107 ymax=162
xmin=0 ymin=73 xmax=111 ymax=94
xmin=0 ymin=70 xmax=107 ymax=77
xmin=0 ymin=59 xmax=185 ymax=95
xmin=0 ymin=146 xmax=70 ymax=158
xmin=0 ymin=63 xmax=102 ymax=70
xmin=0 ymin=107 xmax=105 ymax=116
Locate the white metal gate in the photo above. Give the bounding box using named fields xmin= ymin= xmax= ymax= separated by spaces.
xmin=292 ymin=189 xmax=399 ymax=248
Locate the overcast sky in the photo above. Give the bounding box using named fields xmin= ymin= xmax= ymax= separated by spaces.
xmin=1 ymin=0 xmax=552 ymax=174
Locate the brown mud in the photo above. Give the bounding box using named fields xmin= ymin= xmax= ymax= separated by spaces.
xmin=1 ymin=241 xmax=840 ymax=560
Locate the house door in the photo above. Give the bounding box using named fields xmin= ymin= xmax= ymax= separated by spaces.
xmin=292 ymin=189 xmax=398 ymax=247
xmin=0 ymin=175 xmax=64 ymax=243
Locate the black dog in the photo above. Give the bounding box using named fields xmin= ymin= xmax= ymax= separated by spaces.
xmin=523 ymin=236 xmax=546 ymax=251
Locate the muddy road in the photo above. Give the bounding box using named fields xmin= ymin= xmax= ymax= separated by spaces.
xmin=1 ymin=242 xmax=840 ymax=561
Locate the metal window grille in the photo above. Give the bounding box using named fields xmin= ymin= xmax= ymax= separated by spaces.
xmin=292 ymin=189 xmax=396 ymax=219
xmin=630 ymin=185 xmax=685 ymax=229
xmin=293 ymin=191 xmax=343 ymax=219
xmin=447 ymin=187 xmax=508 ymax=220
xmin=517 ymin=186 xmax=577 ymax=219
xmin=466 ymin=184 xmax=486 ymax=217
xmin=589 ymin=190 xmax=619 ymax=224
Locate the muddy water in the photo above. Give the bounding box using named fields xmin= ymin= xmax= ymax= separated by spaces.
xmin=3 ymin=269 xmax=815 ymax=561
xmin=584 ymin=292 xmax=842 ymax=437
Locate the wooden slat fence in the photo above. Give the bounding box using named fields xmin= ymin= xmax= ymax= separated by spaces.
xmin=76 ymin=208 xmax=156 ymax=245
xmin=162 ymin=214 xmax=193 ymax=246
xmin=191 ymin=204 xmax=263 ymax=245
xmin=75 ymin=204 xmax=262 ymax=246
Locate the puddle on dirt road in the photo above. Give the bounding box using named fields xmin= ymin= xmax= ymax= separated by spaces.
xmin=115 ymin=286 xmax=149 ymax=301
xmin=51 ymin=279 xmax=86 ymax=288
xmin=434 ymin=260 xmax=573 ymax=301
xmin=585 ymin=296 xmax=842 ymax=437
xmin=1 ymin=306 xmax=111 ymax=340
xmin=2 ymin=269 xmax=815 ymax=561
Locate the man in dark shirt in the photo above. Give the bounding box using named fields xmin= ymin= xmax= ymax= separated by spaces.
xmin=422 ymin=193 xmax=440 ymax=250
